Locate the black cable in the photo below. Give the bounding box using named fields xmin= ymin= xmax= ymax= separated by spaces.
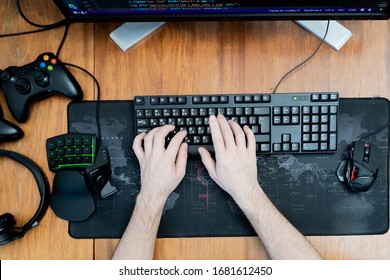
xmin=0 ymin=28 xmax=52 ymax=38
xmin=0 ymin=0 xmax=68 ymax=38
xmin=56 ymin=23 xmax=70 ymax=57
xmin=273 ymin=20 xmax=331 ymax=94
xmin=358 ymin=122 xmax=390 ymax=141
xmin=63 ymin=63 xmax=102 ymax=140
xmin=16 ymin=0 xmax=67 ymax=29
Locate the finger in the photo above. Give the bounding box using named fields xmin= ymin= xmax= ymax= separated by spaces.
xmin=243 ymin=125 xmax=256 ymax=153
xmin=208 ymin=114 xmax=225 ymax=154
xmin=151 ymin=124 xmax=175 ymax=150
xmin=175 ymin=143 xmax=188 ymax=178
xmin=166 ymin=129 xmax=187 ymax=159
xmin=132 ymin=132 xmax=146 ymax=162
xmin=216 ymin=114 xmax=235 ymax=149
xmin=143 ymin=126 xmax=160 ymax=155
xmin=198 ymin=147 xmax=217 ymax=180
xmin=228 ymin=120 xmax=246 ymax=149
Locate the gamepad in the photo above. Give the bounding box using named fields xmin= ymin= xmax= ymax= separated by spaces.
xmin=0 ymin=52 xmax=83 ymax=123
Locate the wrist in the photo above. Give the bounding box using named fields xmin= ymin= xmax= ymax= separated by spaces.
xmin=232 ymin=183 xmax=265 ymax=210
xmin=136 ymin=190 xmax=168 ymax=212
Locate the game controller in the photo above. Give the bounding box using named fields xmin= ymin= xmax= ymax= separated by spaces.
xmin=0 ymin=104 xmax=23 ymax=142
xmin=0 ymin=52 xmax=83 ymax=123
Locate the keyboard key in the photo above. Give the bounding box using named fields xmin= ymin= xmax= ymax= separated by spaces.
xmin=169 ymin=97 xmax=177 ymax=104
xmin=178 ymin=96 xmax=187 ymax=104
xmin=330 ymin=115 xmax=337 ymax=132
xmin=254 ymin=107 xmax=270 ymax=115
xmin=255 ymin=134 xmax=270 ymax=142
xmin=135 ymin=97 xmax=145 ymax=105
xmin=260 ymin=143 xmax=271 ymax=152
xmin=302 ymin=143 xmax=319 ymax=151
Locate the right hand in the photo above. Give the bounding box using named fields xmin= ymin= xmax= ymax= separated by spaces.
xmin=198 ymin=114 xmax=260 ymax=203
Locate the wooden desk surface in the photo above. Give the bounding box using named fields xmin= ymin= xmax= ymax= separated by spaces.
xmin=0 ymin=0 xmax=389 ymax=260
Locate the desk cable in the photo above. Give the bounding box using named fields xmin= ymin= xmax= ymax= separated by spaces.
xmin=273 ymin=20 xmax=330 ymax=94
xmin=63 ymin=63 xmax=102 ymax=140
xmin=0 ymin=0 xmax=68 ymax=38
xmin=358 ymin=121 xmax=390 ymax=141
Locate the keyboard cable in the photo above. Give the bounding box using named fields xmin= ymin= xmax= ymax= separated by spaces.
xmin=272 ymin=20 xmax=330 ymax=94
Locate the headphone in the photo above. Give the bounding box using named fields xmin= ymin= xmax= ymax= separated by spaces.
xmin=0 ymin=149 xmax=50 ymax=246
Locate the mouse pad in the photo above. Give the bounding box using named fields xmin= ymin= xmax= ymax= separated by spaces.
xmin=67 ymin=98 xmax=389 ymax=238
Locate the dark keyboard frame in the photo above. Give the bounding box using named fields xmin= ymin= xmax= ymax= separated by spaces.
xmin=134 ymin=93 xmax=339 ymax=155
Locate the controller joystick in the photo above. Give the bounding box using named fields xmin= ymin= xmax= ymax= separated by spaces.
xmin=34 ymin=71 xmax=50 ymax=88
xmin=0 ymin=52 xmax=83 ymax=123
xmin=15 ymin=78 xmax=31 ymax=94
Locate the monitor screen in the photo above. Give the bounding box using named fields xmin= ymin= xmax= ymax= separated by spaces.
xmin=54 ymin=0 xmax=390 ymax=21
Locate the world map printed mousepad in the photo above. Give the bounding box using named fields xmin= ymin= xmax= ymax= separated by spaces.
xmin=67 ymin=98 xmax=389 ymax=238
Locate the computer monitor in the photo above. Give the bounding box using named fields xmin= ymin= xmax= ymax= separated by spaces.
xmin=54 ymin=0 xmax=389 ymax=22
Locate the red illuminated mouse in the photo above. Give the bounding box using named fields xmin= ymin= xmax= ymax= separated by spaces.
xmin=336 ymin=141 xmax=379 ymax=192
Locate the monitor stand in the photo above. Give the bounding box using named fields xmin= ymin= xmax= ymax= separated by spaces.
xmin=109 ymin=22 xmax=166 ymax=52
xmin=109 ymin=20 xmax=352 ymax=52
xmin=295 ymin=20 xmax=352 ymax=51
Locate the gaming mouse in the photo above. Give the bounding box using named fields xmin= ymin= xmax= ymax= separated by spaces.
xmin=50 ymin=170 xmax=95 ymax=221
xmin=336 ymin=141 xmax=380 ymax=192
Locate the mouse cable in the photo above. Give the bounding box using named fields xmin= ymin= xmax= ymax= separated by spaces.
xmin=272 ymin=20 xmax=330 ymax=94
xmin=357 ymin=122 xmax=390 ymax=141
xmin=16 ymin=0 xmax=68 ymax=29
xmin=63 ymin=63 xmax=102 ymax=140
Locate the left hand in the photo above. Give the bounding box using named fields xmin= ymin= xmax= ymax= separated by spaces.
xmin=132 ymin=125 xmax=188 ymax=202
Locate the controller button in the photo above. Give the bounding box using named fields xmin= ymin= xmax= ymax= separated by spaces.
xmin=51 ymin=58 xmax=57 ymax=64
xmin=47 ymin=65 xmax=54 ymax=71
xmin=43 ymin=54 xmax=49 ymax=61
xmin=1 ymin=71 xmax=11 ymax=81
xmin=40 ymin=62 xmax=46 ymax=68
xmin=34 ymin=71 xmax=50 ymax=87
xmin=15 ymin=78 xmax=31 ymax=94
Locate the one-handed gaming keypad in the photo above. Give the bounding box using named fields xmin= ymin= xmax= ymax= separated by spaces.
xmin=46 ymin=133 xmax=98 ymax=172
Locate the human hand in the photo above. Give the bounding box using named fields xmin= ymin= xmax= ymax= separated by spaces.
xmin=198 ymin=114 xmax=260 ymax=203
xmin=132 ymin=125 xmax=188 ymax=202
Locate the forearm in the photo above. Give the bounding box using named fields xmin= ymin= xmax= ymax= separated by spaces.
xmin=235 ymin=185 xmax=321 ymax=260
xmin=112 ymin=193 xmax=165 ymax=260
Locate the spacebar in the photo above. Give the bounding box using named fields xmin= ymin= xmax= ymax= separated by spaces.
xmin=187 ymin=145 xmax=214 ymax=156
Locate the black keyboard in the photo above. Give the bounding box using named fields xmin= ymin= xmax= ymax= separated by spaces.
xmin=134 ymin=93 xmax=339 ymax=156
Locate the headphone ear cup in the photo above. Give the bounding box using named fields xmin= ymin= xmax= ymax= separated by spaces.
xmin=0 ymin=213 xmax=16 ymax=233
xmin=0 ymin=213 xmax=16 ymax=231
xmin=0 ymin=213 xmax=17 ymax=246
